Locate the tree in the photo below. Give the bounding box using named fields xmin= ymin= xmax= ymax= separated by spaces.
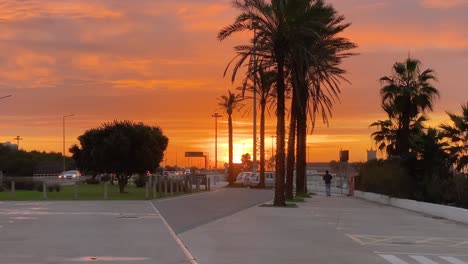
xmin=241 ymin=153 xmax=253 ymax=170
xmin=218 ymin=90 xmax=244 ymax=184
xmin=440 ymin=102 xmax=468 ymax=173
xmin=379 ymin=57 xmax=440 ymax=158
xmin=239 ymin=69 xmax=276 ymax=188
xmin=70 ymin=120 xmax=168 ymax=193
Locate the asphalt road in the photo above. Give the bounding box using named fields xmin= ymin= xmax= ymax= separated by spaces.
xmin=152 ymin=188 xmax=274 ymax=234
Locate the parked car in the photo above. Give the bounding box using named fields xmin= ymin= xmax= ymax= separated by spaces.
xmin=245 ymin=171 xmax=276 ymax=188
xmin=234 ymin=172 xmax=252 ymax=186
xmin=58 ymin=170 xmax=81 ymax=179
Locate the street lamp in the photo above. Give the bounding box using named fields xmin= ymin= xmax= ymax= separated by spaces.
xmin=251 ymin=21 xmax=258 ymax=173
xmin=63 ymin=114 xmax=75 ymax=171
xmin=212 ymin=112 xmax=222 ymax=169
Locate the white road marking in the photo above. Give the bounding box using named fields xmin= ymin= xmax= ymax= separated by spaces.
xmin=410 ymin=255 xmax=439 ymax=264
xmin=439 ymin=256 xmax=468 ymax=264
xmin=149 ymin=202 xmax=198 ymax=264
xmin=380 ymin=254 xmax=410 ymax=264
xmin=375 ymin=252 xmax=468 ymax=257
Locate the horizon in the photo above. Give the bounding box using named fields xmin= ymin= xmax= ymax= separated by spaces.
xmin=0 ymin=0 xmax=467 ymax=166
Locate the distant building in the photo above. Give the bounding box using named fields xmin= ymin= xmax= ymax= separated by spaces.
xmin=367 ymin=149 xmax=377 ymax=161
xmin=1 ymin=141 xmax=18 ymax=150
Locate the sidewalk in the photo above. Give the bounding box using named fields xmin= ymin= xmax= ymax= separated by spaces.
xmin=179 ymin=194 xmax=468 ymax=264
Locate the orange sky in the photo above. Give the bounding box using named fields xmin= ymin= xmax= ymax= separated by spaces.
xmin=0 ymin=0 xmax=467 ymax=166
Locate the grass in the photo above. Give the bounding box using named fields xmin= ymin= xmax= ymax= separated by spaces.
xmin=0 ymin=184 xmax=193 ymax=201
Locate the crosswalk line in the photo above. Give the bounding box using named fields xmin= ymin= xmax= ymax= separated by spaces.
xmin=439 ymin=256 xmax=468 ymax=264
xmin=410 ymin=255 xmax=439 ymax=264
xmin=379 ymin=254 xmax=410 ymax=264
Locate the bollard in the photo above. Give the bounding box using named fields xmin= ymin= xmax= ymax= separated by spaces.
xmin=208 ymin=177 xmax=211 ymax=191
xmin=11 ymin=181 xmax=15 ymax=194
xmin=189 ymin=178 xmax=193 ymax=192
xmin=196 ymin=177 xmax=200 ymax=191
xmin=164 ymin=179 xmax=168 ymax=196
xmin=169 ymin=178 xmax=173 ymax=196
xmin=145 ymin=181 xmax=149 ymax=200
xmin=104 ymin=182 xmax=109 ymax=200
xmin=152 ymin=176 xmax=157 ymax=199
xmin=175 ymin=179 xmax=179 ymax=193
xmin=73 ymin=183 xmax=78 ymax=200
xmin=42 ymin=182 xmax=47 ymax=199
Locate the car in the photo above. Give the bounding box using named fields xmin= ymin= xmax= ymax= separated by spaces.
xmin=235 ymin=172 xmax=252 ymax=186
xmin=245 ymin=171 xmax=276 ymax=188
xmin=58 ymin=170 xmax=81 ymax=179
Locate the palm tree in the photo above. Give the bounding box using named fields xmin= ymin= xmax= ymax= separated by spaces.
xmin=379 ymin=57 xmax=440 ymax=158
xmin=218 ymin=90 xmax=244 ymax=184
xmin=240 ymin=69 xmax=276 ymax=188
xmin=440 ymin=102 xmax=468 ymax=173
xmin=219 ymin=0 xmax=290 ymax=206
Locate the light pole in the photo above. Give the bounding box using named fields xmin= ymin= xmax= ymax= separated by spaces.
xmin=63 ymin=114 xmax=75 ymax=171
xmin=13 ymin=136 xmax=23 ymax=149
xmin=212 ymin=113 xmax=222 ymax=169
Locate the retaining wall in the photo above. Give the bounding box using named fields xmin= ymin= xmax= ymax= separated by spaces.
xmin=355 ymin=190 xmax=468 ymax=225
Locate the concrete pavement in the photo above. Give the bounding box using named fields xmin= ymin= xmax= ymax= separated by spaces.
xmin=178 ymin=193 xmax=468 ymax=264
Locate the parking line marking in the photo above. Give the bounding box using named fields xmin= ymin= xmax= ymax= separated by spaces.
xmin=375 ymin=252 xmax=468 ymax=257
xmin=379 ymin=254 xmax=410 ymax=264
xmin=346 ymin=234 xmax=365 ymax=245
xmin=149 ymin=202 xmax=198 ymax=264
xmin=439 ymin=257 xmax=468 ymax=264
xmin=410 ymin=255 xmax=439 ymax=264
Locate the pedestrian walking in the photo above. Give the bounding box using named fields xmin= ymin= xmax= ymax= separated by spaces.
xmin=323 ymin=170 xmax=333 ymax=197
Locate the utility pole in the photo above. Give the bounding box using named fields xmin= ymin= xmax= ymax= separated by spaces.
xmin=212 ymin=113 xmax=222 ymax=169
xmin=63 ymin=114 xmax=75 ymax=172
xmin=13 ymin=136 xmax=23 ymax=149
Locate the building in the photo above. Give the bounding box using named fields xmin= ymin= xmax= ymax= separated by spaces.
xmin=367 ymin=149 xmax=377 ymax=161
xmin=1 ymin=141 xmax=18 ymax=150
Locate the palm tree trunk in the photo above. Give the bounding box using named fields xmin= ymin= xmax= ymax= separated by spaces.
xmin=274 ymin=55 xmax=286 ymax=207
xmin=296 ymin=103 xmax=307 ymax=196
xmin=259 ymin=101 xmax=266 ymax=188
xmin=228 ymin=113 xmax=234 ymax=184
xmin=286 ymin=88 xmax=297 ymax=200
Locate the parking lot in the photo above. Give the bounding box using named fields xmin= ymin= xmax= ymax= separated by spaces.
xmin=0 ymin=201 xmax=191 ymax=264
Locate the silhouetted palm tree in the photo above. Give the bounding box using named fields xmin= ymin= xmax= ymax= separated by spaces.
xmin=379 ymin=57 xmax=440 ymax=158
xmin=440 ymin=102 xmax=468 ymax=172
xmin=218 ymin=90 xmax=244 ymax=184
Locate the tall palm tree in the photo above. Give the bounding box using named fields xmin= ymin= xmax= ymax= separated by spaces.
xmin=219 ymin=0 xmax=290 ymax=206
xmin=440 ymin=102 xmax=468 ymax=173
xmin=380 ymin=57 xmax=440 ymax=158
xmin=218 ymin=90 xmax=244 ymax=184
xmin=240 ymin=69 xmax=276 ymax=188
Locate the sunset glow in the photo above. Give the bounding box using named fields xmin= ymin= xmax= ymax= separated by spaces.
xmin=0 ymin=0 xmax=467 ymax=166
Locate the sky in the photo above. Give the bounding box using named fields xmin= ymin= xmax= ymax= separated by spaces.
xmin=0 ymin=0 xmax=467 ymax=167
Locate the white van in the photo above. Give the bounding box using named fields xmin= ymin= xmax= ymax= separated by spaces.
xmin=235 ymin=171 xmax=253 ymax=186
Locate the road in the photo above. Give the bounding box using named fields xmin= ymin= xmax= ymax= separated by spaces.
xmin=152 ymin=187 xmax=274 ymax=234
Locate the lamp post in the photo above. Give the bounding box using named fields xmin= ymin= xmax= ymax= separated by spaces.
xmin=251 ymin=21 xmax=258 ymax=173
xmin=212 ymin=112 xmax=222 ymax=169
xmin=63 ymin=114 xmax=75 ymax=171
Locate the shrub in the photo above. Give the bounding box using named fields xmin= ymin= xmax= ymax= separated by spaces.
xmin=86 ymin=178 xmax=100 ymax=184
xmin=134 ymin=174 xmax=147 ymax=188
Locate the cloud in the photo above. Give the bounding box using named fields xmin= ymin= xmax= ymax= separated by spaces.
xmin=0 ymin=0 xmax=123 ymax=21
xmin=420 ymin=0 xmax=468 ymax=8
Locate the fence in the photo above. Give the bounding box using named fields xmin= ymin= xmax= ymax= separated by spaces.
xmin=306 ymin=173 xmax=351 ymax=196
xmin=0 ymin=174 xmax=211 ymax=200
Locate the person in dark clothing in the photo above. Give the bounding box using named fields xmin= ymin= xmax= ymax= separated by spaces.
xmin=323 ymin=170 xmax=333 ymax=197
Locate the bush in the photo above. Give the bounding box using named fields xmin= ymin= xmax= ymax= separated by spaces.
xmin=134 ymin=174 xmax=147 ymax=188
xmin=86 ymin=178 xmax=100 ymax=184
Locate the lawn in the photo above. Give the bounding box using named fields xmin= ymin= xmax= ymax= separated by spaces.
xmin=0 ymin=184 xmax=190 ymax=201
